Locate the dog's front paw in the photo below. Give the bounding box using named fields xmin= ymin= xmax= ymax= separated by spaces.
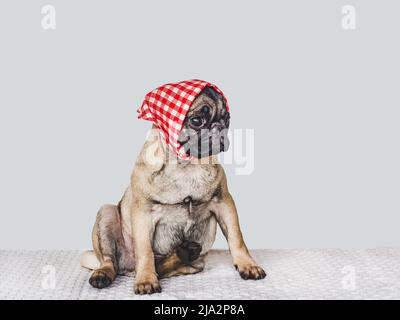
xmin=177 ymin=240 xmax=202 ymax=264
xmin=234 ymin=262 xmax=266 ymax=280
xmin=134 ymin=274 xmax=161 ymax=295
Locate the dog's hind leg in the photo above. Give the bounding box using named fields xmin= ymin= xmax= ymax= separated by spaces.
xmin=158 ymin=257 xmax=205 ymax=278
xmin=80 ymin=250 xmax=100 ymax=270
xmin=86 ymin=204 xmax=130 ymax=289
xmin=156 ymin=241 xmax=205 ymax=278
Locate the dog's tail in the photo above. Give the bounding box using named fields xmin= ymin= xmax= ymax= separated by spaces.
xmin=80 ymin=250 xmax=100 ymax=270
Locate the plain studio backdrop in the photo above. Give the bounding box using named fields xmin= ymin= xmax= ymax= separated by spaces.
xmin=0 ymin=0 xmax=399 ymax=250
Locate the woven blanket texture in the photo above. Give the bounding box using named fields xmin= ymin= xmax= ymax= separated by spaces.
xmin=1 ymin=249 xmax=399 ymax=300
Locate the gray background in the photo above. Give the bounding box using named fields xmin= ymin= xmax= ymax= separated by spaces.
xmin=0 ymin=0 xmax=399 ymax=249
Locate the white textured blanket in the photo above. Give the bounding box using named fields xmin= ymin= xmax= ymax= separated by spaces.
xmin=1 ymin=249 xmax=399 ymax=300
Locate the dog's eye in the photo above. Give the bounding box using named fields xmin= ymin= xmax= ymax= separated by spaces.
xmin=189 ymin=116 xmax=203 ymax=127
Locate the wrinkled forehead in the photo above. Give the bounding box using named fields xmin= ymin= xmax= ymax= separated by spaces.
xmin=187 ymin=86 xmax=227 ymax=115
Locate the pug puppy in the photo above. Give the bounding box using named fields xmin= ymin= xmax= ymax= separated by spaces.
xmin=80 ymin=86 xmax=266 ymax=294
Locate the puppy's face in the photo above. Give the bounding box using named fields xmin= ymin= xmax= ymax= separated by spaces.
xmin=178 ymin=87 xmax=230 ymax=158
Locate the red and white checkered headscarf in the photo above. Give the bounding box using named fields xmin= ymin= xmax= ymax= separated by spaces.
xmin=137 ymin=79 xmax=229 ymax=160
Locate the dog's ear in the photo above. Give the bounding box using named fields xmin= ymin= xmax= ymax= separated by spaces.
xmin=139 ymin=125 xmax=165 ymax=172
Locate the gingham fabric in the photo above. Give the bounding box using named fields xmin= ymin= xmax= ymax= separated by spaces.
xmin=137 ymin=79 xmax=229 ymax=159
